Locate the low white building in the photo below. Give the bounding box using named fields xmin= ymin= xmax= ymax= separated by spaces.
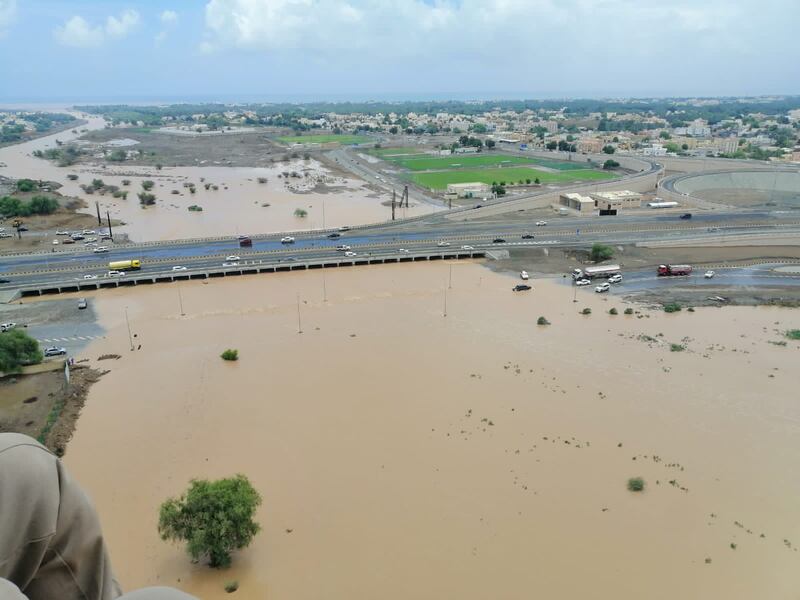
xmin=446 ymin=182 xmax=491 ymax=198
xmin=559 ymin=192 xmax=595 ymax=213
xmin=590 ymin=190 xmax=642 ymax=210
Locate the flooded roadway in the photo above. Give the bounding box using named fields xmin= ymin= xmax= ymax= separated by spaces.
xmin=57 ymin=262 xmax=800 ymax=600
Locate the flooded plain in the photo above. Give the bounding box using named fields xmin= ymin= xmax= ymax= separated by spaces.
xmin=0 ymin=114 xmax=439 ymax=242
xmin=60 ymin=263 xmax=800 ymax=600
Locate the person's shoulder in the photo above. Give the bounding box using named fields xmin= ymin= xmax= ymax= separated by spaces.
xmin=0 ymin=433 xmax=49 ymax=457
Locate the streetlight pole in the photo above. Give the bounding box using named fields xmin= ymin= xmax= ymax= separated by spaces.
xmin=296 ymin=293 xmax=303 ymax=334
xmin=178 ymin=286 xmax=185 ymax=316
xmin=124 ymin=307 xmax=134 ymax=351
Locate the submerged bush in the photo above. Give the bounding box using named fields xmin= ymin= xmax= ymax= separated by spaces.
xmin=663 ymin=302 xmax=682 ymax=313
xmin=627 ymin=477 xmax=645 ymax=492
xmin=536 ymin=316 xmax=550 ymax=326
xmin=221 ymin=349 xmax=238 ymax=361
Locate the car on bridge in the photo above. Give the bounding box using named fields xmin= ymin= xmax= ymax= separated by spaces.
xmin=704 ymin=270 xmax=715 ymax=279
xmin=93 ymin=246 xmax=109 ymax=253
xmin=83 ymin=274 xmax=98 ymax=280
xmin=336 ymin=245 xmax=351 ymax=251
xmin=344 ymin=251 xmax=357 ymax=257
xmin=521 ymin=233 xmax=535 ymax=239
xmin=398 ymin=248 xmax=410 ymax=253
xmin=492 ymin=238 xmax=506 ymax=244
xmin=107 ymin=270 xmax=125 ymax=277
xmin=327 ymin=232 xmax=341 ymax=239
xmin=44 ymin=346 xmax=67 ymax=357
xmin=680 ymin=213 xmax=692 ymax=219
xmin=281 ymin=236 xmax=295 ymax=244
xmin=222 ymin=262 xmax=240 ymax=267
xmin=172 ymin=266 xmax=187 ymax=271
xmin=535 ymin=221 xmax=548 ymax=226
xmin=437 ymin=241 xmax=450 ymax=247
xmin=461 ymin=245 xmax=474 ymax=250
xmin=226 ymin=255 xmax=240 ymax=261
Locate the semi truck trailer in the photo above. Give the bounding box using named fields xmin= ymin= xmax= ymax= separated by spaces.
xmin=657 ymin=264 xmax=692 ymax=276
xmin=572 ymin=264 xmax=621 ymax=279
xmin=108 ymin=259 xmax=141 ymax=271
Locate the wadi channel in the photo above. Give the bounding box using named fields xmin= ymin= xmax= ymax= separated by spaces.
xmin=50 ymin=261 xmax=800 ymax=600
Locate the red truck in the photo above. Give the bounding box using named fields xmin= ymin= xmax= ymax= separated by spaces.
xmin=657 ymin=264 xmax=692 ymax=276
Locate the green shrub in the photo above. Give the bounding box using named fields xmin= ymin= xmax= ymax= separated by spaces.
xmin=627 ymin=477 xmax=645 ymax=492
xmin=687 ymin=307 xmax=695 ymax=312
xmin=786 ymin=329 xmax=800 ymax=341
xmin=663 ymin=302 xmax=682 ymax=313
xmin=536 ymin=316 xmax=550 ymax=326
xmin=624 ymin=307 xmax=634 ymax=315
xmin=589 ymin=243 xmax=614 ymax=262
xmin=141 ymin=180 xmax=155 ymax=191
xmin=294 ymin=208 xmax=308 ymax=217
xmin=670 ymin=344 xmax=685 ymax=352
xmin=188 ymin=205 xmax=203 ymax=212
xmin=16 ymin=179 xmax=36 ymax=192
xmin=138 ymin=192 xmax=156 ymax=206
xmin=581 ymin=308 xmax=592 ymax=315
xmin=609 ymin=307 xmax=618 ymax=315
xmin=67 ymin=174 xmax=79 ymax=181
xmin=221 ymin=349 xmax=238 ymax=361
xmin=0 ymin=329 xmax=44 ymax=373
xmin=224 ymin=581 xmax=239 ymax=593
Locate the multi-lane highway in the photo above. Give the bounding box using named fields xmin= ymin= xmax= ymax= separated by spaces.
xmin=2 ymin=207 xmax=799 ymax=294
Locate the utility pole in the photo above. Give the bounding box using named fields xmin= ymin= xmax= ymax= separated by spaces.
xmin=95 ymin=201 xmax=101 ymax=225
xmin=124 ymin=307 xmax=134 ymax=351
xmin=443 ymin=287 xmax=447 ymax=318
xmin=296 ymin=293 xmax=303 ymax=334
xmin=391 ymin=189 xmax=396 ymax=221
xmin=448 ymin=264 xmax=453 ymax=289
xmin=106 ymin=210 xmax=113 ymax=240
xmin=322 ymin=200 xmax=326 ymax=229
xmin=178 ymin=286 xmax=185 ymax=316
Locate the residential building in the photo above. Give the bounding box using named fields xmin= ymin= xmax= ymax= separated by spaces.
xmin=590 ymin=190 xmax=642 ymax=210
xmin=559 ymin=193 xmax=595 ymax=213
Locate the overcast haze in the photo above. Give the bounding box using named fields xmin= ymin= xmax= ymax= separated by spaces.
xmin=1 ymin=0 xmax=798 ymax=102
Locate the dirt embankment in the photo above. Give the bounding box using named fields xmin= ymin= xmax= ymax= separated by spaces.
xmin=0 ymin=363 xmax=106 ymax=456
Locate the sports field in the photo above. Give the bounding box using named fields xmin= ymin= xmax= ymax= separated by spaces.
xmin=393 ymin=154 xmax=536 ymax=171
xmin=371 ymin=146 xmax=428 ymax=158
xmin=277 ymin=134 xmax=371 ymax=145
xmin=410 ymin=167 xmax=614 ymax=190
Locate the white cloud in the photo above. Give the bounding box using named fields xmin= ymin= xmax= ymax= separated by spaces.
xmin=105 ymin=9 xmax=140 ymax=38
xmin=160 ymin=10 xmax=179 ymax=24
xmin=54 ymin=9 xmax=140 ymax=47
xmin=54 ymin=15 xmax=105 ymax=47
xmin=0 ymin=0 xmax=17 ymax=36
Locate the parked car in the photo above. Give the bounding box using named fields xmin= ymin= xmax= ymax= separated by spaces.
xmin=436 ymin=241 xmax=450 ymax=247
xmin=82 ymin=229 xmax=96 ymax=235
xmin=575 ymin=278 xmax=591 ymax=286
xmin=52 ymin=239 xmax=59 ymax=245
xmin=461 ymin=245 xmax=474 ymax=250
xmin=595 ymin=282 xmax=611 ymax=293
xmin=281 ymin=236 xmax=295 ymax=244
xmin=44 ymin=346 xmax=67 ymax=357
xmin=225 ymin=255 xmax=240 ymax=261
xmin=512 ymin=284 xmax=532 ymax=292
xmin=535 ymin=221 xmax=548 ymax=226
xmin=608 ymin=274 xmax=623 ymax=284
xmin=492 ymin=238 xmax=506 ymax=244
xmin=77 ymin=298 xmax=87 ymax=309
xmin=55 ymin=230 xmax=70 ymax=235
xmin=704 ymin=270 xmax=715 ymax=279
xmin=70 ymin=234 xmax=85 ymax=241
xmin=1 ymin=322 xmax=17 ymax=332
xmin=521 ymin=233 xmax=535 ymax=239
xmin=92 ymin=246 xmax=109 ymax=253
xmin=520 ymin=271 xmax=529 ymax=280
xmin=61 ymin=238 xmax=75 ymax=244
xmin=172 ymin=266 xmax=187 ymax=271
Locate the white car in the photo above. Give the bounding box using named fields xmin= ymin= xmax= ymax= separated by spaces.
xmin=344 ymin=251 xmax=357 ymax=257
xmin=520 ymin=270 xmax=529 ymax=280
xmin=461 ymin=245 xmax=474 ymax=250
xmin=82 ymin=229 xmax=96 ymax=235
xmin=222 ymin=262 xmax=240 ymax=267
xmin=172 ymin=266 xmax=187 ymax=271
xmin=437 ymin=241 xmax=450 ymax=247
xmin=107 ymin=270 xmax=125 ymax=277
xmin=56 ymin=230 xmax=69 ymax=235
xmin=0 ymin=232 xmax=13 ymax=238
xmin=336 ymin=245 xmax=351 ymax=251
xmin=608 ymin=274 xmax=623 ymax=284
xmin=281 ymin=236 xmax=295 ymax=244
xmin=44 ymin=346 xmax=67 ymax=357
xmin=226 ymin=255 xmax=241 ymax=261
xmin=535 ymin=221 xmax=548 ymax=226
xmin=704 ymin=270 xmax=715 ymax=279
xmin=398 ymin=248 xmax=410 ymax=253
xmin=83 ymin=274 xmax=98 ymax=280
xmin=52 ymin=239 xmax=59 ymax=245
xmin=85 ymin=237 xmax=98 ymax=243
xmin=595 ymin=282 xmax=611 ymax=293
xmin=574 ymin=278 xmax=591 ymax=286
xmin=1 ymin=322 xmax=17 ymax=332
xmin=93 ymin=246 xmax=109 ymax=253
xmin=84 ymin=242 xmax=98 ymax=247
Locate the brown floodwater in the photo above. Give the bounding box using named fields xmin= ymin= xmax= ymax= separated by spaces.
xmin=0 ymin=114 xmax=439 ymax=242
xmin=57 ymin=263 xmax=800 ymax=599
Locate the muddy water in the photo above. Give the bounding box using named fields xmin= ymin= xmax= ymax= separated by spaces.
xmin=0 ymin=115 xmax=438 ymax=241
xmin=63 ymin=264 xmax=800 ymax=599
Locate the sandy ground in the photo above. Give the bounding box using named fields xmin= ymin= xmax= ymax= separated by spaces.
xmin=54 ymin=262 xmax=800 ymax=600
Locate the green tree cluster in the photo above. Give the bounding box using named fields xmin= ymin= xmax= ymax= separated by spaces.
xmin=0 ymin=195 xmax=59 ymax=217
xmin=0 ymin=330 xmax=43 ymax=373
xmin=158 ymin=475 xmax=261 ymax=568
xmin=589 ymin=243 xmax=614 ymax=262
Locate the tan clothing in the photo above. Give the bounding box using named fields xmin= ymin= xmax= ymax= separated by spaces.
xmin=0 ymin=434 xmax=196 ymax=600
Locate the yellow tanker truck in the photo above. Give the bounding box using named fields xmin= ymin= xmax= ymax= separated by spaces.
xmin=108 ymin=259 xmax=141 ymax=271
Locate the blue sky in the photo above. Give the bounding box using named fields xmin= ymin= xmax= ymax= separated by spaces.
xmin=0 ymin=0 xmax=798 ymax=103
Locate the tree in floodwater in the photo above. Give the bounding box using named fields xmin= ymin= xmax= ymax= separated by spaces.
xmin=158 ymin=474 xmax=261 ymax=568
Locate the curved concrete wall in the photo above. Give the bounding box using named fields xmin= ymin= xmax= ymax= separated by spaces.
xmin=672 ymin=170 xmax=800 ymax=194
